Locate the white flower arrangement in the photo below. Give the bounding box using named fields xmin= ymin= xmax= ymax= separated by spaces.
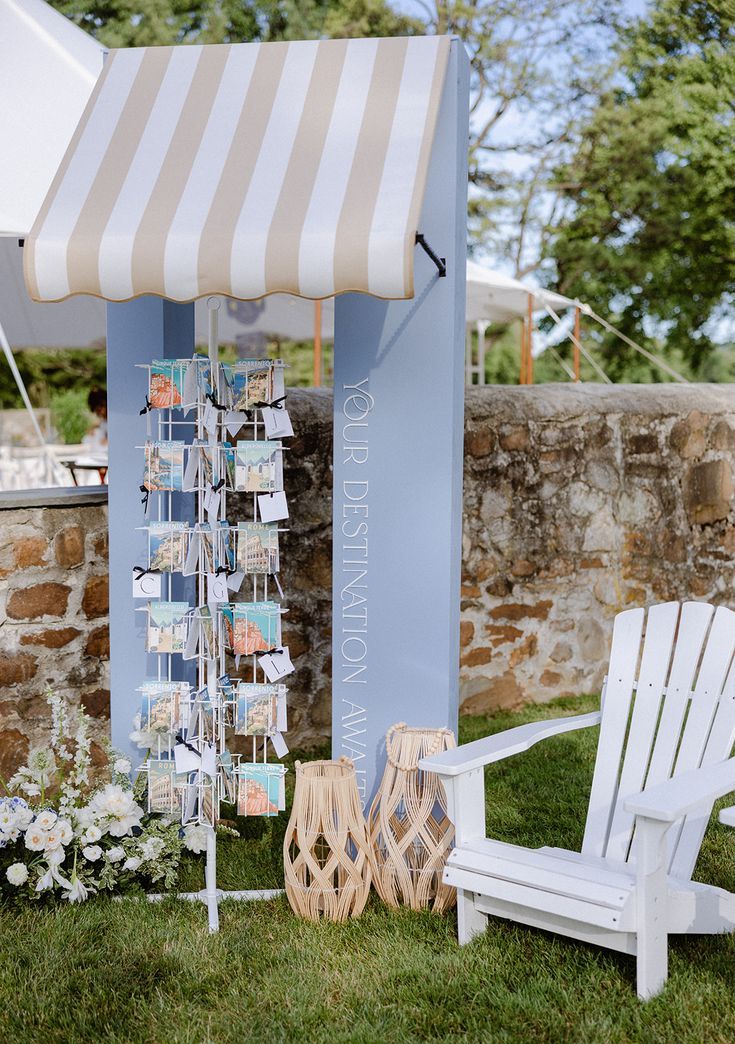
xmin=0 ymin=688 xmax=191 ymax=904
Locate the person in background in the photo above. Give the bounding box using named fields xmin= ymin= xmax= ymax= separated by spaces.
xmin=85 ymin=387 xmax=108 ymax=449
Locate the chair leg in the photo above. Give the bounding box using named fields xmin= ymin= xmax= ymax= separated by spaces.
xmin=635 ymin=819 xmax=669 ymax=1000
xmin=457 ymin=888 xmax=486 ymax=944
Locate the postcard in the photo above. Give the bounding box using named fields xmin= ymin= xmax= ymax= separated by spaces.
xmin=236 ymin=522 xmax=279 ymax=575
xmin=236 ymin=763 xmax=286 ymax=817
xmin=143 ymin=441 xmax=185 ymax=492
xmin=148 ymin=521 xmax=188 ymax=573
xmin=140 ymin=681 xmax=190 ymax=734
xmin=235 ymin=683 xmax=278 ymax=736
xmin=233 ymin=441 xmax=283 ymax=493
xmin=232 ymin=361 xmax=272 ymax=412
xmin=183 ymin=523 xmax=216 ymax=576
xmin=147 ymin=759 xmax=188 ymax=814
xmin=146 ymin=601 xmax=189 ymax=654
xmin=221 ymin=601 xmax=281 ymax=656
xmin=149 ymin=360 xmax=185 ymax=410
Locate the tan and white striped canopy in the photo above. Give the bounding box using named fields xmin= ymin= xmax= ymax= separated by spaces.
xmin=24 ymin=36 xmax=449 ymax=304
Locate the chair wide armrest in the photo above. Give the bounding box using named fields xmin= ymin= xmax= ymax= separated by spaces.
xmin=625 ymin=758 xmax=735 ymax=823
xmin=418 ymin=711 xmax=601 ymax=777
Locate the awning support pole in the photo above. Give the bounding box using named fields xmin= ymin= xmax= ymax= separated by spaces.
xmin=313 ymin=300 xmax=322 ymax=388
xmin=415 ymin=233 xmax=446 ymax=277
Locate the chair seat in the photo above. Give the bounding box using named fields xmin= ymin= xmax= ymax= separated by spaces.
xmin=444 ymin=838 xmax=637 ymax=930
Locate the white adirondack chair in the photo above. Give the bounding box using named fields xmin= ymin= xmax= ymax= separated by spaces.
xmin=420 ymin=602 xmax=735 ymax=999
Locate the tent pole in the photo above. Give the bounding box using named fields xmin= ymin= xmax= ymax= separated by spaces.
xmin=573 ymin=306 xmax=581 ymax=382
xmin=0 ymin=316 xmax=47 ymax=448
xmin=313 ymin=300 xmax=322 ymax=388
xmin=527 ymin=293 xmax=534 ymax=385
xmin=519 ymin=319 xmax=526 ymax=385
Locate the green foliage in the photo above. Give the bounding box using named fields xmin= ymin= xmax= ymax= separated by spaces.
xmin=49 ymin=0 xmax=421 ymax=46
xmin=4 ymin=699 xmax=735 ymax=1040
xmin=0 ymin=348 xmax=107 ymax=410
xmin=50 ymin=389 xmax=93 ymax=445
xmin=547 ymin=0 xmax=735 ymax=376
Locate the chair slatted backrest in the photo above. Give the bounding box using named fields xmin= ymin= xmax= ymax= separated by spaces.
xmin=581 ymin=602 xmax=735 ymax=879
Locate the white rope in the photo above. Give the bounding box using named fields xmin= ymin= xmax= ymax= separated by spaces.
xmin=547 ymin=344 xmax=576 ymax=381
xmin=580 ymin=305 xmax=689 ymax=384
xmin=540 ymin=300 xmax=613 ymax=384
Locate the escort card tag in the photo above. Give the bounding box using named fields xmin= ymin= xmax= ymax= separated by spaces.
xmin=225 ymin=411 xmax=248 ymax=438
xmin=182 ymin=361 xmax=197 ymax=413
xmin=260 ymin=646 xmax=295 ymax=682
xmin=207 ymin=572 xmax=228 ymax=605
xmin=182 ymin=445 xmax=199 ymax=492
xmin=174 ymin=742 xmax=201 ymax=774
xmin=262 ymin=406 xmax=294 ymax=440
xmin=201 ymin=742 xmax=217 ymax=778
xmin=258 ymin=491 xmax=288 ymax=523
xmin=133 ymin=570 xmax=161 ymax=599
xmin=271 ymin=731 xmax=289 ymax=758
xmin=226 ymin=569 xmax=245 ymax=592
xmin=203 ymin=401 xmax=218 ymax=435
xmin=204 ymin=488 xmax=220 ymax=523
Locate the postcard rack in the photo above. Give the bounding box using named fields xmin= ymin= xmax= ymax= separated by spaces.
xmin=134 ymin=296 xmax=295 ymax=930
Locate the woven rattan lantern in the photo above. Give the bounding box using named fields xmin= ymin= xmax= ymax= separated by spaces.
xmin=368 ymin=723 xmax=457 ymax=912
xmin=283 ymin=757 xmax=372 ymax=922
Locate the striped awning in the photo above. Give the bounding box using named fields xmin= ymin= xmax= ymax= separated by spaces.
xmin=24 ymin=36 xmax=450 ymax=304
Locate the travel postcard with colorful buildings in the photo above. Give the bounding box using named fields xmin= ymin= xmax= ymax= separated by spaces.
xmin=148 ymin=359 xmax=186 ymax=409
xmin=148 ymin=521 xmax=188 ymax=573
xmin=236 ymin=521 xmax=279 ymax=574
xmin=146 ymin=601 xmax=190 ymax=654
xmin=232 ymin=440 xmax=283 ymax=493
xmin=236 ymin=763 xmax=286 ymax=817
xmin=147 ymin=759 xmax=189 ymax=814
xmin=235 ymin=683 xmax=278 ymax=736
xmin=140 ymin=680 xmax=190 ymax=735
xmin=227 ymin=360 xmax=273 ymax=411
xmin=222 ymin=601 xmax=281 ymax=656
xmin=144 ymin=441 xmax=185 ymax=492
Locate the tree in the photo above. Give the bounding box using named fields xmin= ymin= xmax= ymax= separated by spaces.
xmin=48 ymin=0 xmax=421 ymax=47
xmin=546 ymin=0 xmax=735 ymax=377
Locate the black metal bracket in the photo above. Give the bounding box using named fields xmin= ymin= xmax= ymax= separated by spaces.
xmin=415 ymin=233 xmax=446 ymax=277
xmin=17 ymin=239 xmax=24 ymax=248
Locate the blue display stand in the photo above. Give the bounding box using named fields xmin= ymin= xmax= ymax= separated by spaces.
xmin=332 ymin=39 xmax=469 ymax=805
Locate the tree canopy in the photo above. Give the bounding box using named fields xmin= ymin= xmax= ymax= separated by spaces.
xmin=546 ymin=0 xmax=735 ymax=378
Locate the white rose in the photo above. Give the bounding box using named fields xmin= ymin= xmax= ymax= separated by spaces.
xmin=35 ymin=810 xmax=58 ymax=832
xmin=183 ymin=824 xmax=209 ymax=854
xmin=107 ymin=846 xmax=126 ymax=862
xmin=25 ymin=827 xmax=48 ymax=852
xmin=82 ymin=825 xmax=102 ymax=845
xmin=0 ymin=811 xmax=14 ymax=831
xmin=57 ymin=820 xmax=73 ymax=845
xmin=123 ymin=856 xmax=141 ymax=872
xmin=14 ymin=805 xmax=34 ymax=827
xmin=82 ymin=845 xmax=103 ymax=862
xmin=43 ymin=828 xmax=66 ymax=852
xmin=113 ymin=758 xmax=132 ymax=775
xmin=6 ymin=863 xmax=28 ymax=886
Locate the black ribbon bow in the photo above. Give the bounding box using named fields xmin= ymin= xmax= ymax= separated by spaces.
xmin=133 ymin=566 xmax=160 ymax=580
xmin=139 ymin=484 xmax=149 ymax=510
xmin=211 ymin=478 xmax=225 ymax=493
xmin=253 ymin=395 xmax=286 ymax=410
xmin=206 ymin=391 xmax=228 ymax=412
xmin=254 ymin=647 xmax=283 ymax=658
xmin=175 ymin=732 xmax=201 ymax=759
xmin=139 ymin=396 xmax=152 ymax=415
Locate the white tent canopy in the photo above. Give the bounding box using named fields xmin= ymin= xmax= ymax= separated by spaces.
xmin=0 ymin=0 xmax=104 ymax=237
xmin=466 ymin=260 xmax=578 ymax=325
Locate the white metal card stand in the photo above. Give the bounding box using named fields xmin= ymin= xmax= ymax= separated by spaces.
xmin=140 ymin=297 xmax=288 ymax=931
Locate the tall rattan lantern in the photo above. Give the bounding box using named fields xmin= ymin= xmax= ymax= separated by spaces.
xmin=368 ymin=723 xmax=457 ymax=913
xmin=283 ymin=757 xmax=372 ymax=922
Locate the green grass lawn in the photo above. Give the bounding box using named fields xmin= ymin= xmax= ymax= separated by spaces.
xmin=4 ymin=694 xmax=735 ymax=1043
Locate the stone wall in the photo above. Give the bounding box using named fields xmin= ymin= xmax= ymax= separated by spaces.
xmin=0 ymin=491 xmax=109 ymax=778
xmin=2 ymin=384 xmax=735 ymax=772
xmin=460 ymin=384 xmax=735 ymax=713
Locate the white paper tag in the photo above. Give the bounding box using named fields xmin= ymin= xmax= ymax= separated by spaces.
xmin=207 ymin=572 xmax=229 ymax=605
xmin=132 ymin=570 xmax=161 ymax=599
xmin=201 ymin=742 xmax=217 ymax=778
xmin=260 ymin=646 xmax=295 ymax=682
xmin=258 ymin=491 xmax=289 ymax=522
xmin=174 ymin=743 xmax=201 ymax=774
xmin=271 ymin=731 xmax=289 ymax=758
xmin=183 ymin=446 xmax=199 ymax=492
xmin=276 ymin=690 xmax=288 ymax=732
xmin=225 ymin=411 xmax=249 ymax=438
xmin=207 ymin=660 xmax=218 ymax=700
xmin=203 ymin=400 xmax=218 ymax=435
xmin=183 ymin=361 xmax=197 ymax=413
xmin=262 ymin=406 xmax=294 ymax=439
xmin=204 ymin=488 xmax=220 ymax=521
xmin=182 ymin=615 xmax=199 ymax=661
xmin=226 ymin=570 xmax=245 ymax=592
xmin=183 ymin=531 xmax=200 ymax=576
